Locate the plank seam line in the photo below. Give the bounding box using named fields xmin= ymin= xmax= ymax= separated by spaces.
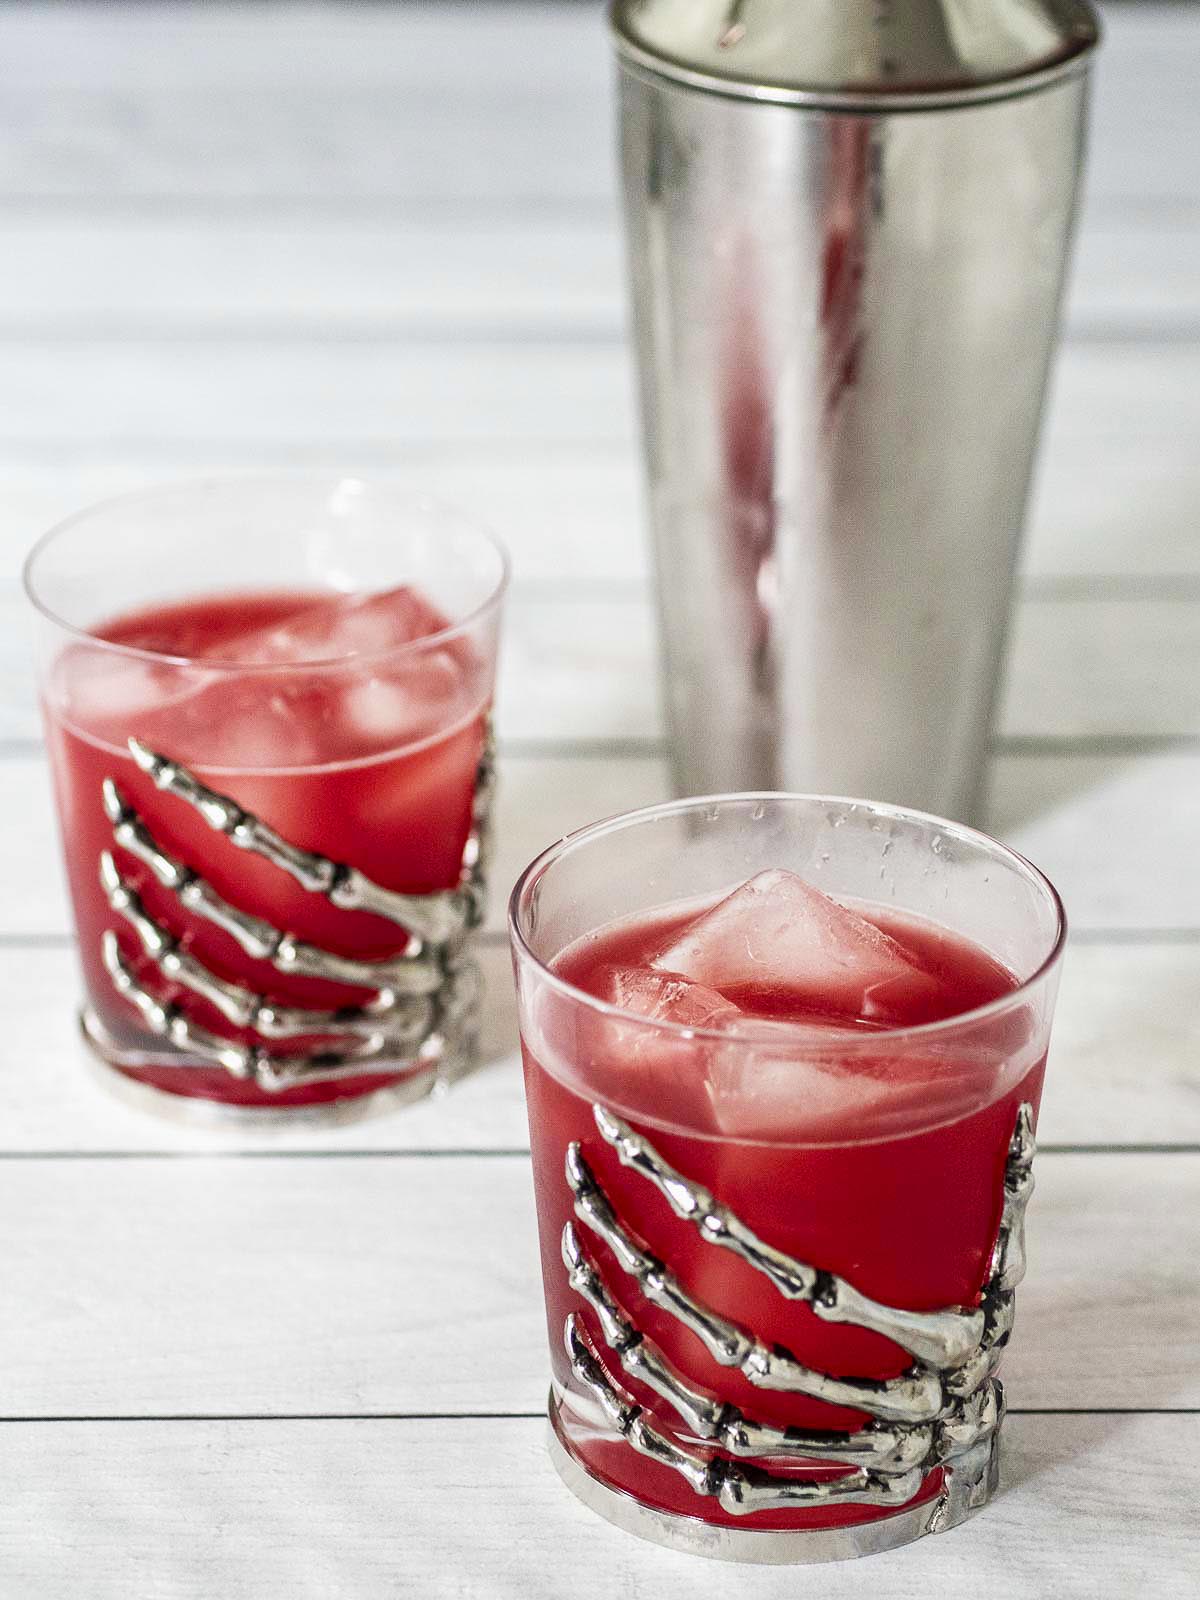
xmin=0 ymin=1145 xmax=1196 ymax=1162
xmin=7 ymin=735 xmax=1200 ymax=763
xmin=0 ymin=927 xmax=512 ymax=950
xmin=4 ymin=930 xmax=1200 ymax=948
xmin=0 ymin=1412 xmax=546 ymax=1425
xmin=0 ymin=321 xmax=1191 ymax=348
xmin=0 ymin=193 xmax=1194 ymax=222
xmin=0 ymin=1408 xmax=1194 ymax=1426
xmin=0 ymin=198 xmax=618 ymax=220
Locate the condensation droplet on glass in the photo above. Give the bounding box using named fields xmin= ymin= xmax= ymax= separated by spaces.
xmin=751 ymin=801 xmax=765 ymax=822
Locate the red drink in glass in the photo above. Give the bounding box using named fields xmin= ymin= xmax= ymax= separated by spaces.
xmin=27 ymin=479 xmax=507 ymax=1118
xmin=510 ymin=796 xmax=1064 ymax=1563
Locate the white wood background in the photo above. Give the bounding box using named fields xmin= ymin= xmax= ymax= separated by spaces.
xmin=1 ymin=3 xmax=1198 ymax=1595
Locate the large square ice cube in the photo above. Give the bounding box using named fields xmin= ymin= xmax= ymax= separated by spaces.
xmin=652 ymin=868 xmax=936 ymax=1022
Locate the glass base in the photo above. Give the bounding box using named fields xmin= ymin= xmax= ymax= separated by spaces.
xmin=79 ymin=1006 xmax=471 ymax=1129
xmin=546 ymin=1392 xmax=984 ymax=1565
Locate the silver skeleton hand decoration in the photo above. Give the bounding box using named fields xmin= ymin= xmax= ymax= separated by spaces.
xmin=95 ymin=729 xmax=494 ymax=1093
xmin=561 ymin=1101 xmax=1035 ymax=1529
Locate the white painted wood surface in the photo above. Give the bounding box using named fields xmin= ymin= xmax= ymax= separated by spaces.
xmin=9 ymin=589 xmax=1200 ymax=746
xmin=7 ymin=747 xmax=1200 ymax=937
xmin=2 ymin=1415 xmax=1194 ymax=1600
xmin=0 ymin=3 xmax=1196 ymax=1594
xmin=4 ymin=936 xmax=1199 ymax=1156
xmin=1 ymin=1152 xmax=1194 ymax=1416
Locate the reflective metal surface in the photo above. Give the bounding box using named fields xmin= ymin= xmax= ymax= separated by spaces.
xmin=617 ymin=23 xmax=1095 ymax=821
xmin=611 ymin=0 xmax=1099 ymax=109
xmin=549 ymin=1100 xmax=1035 ymax=1557
xmin=86 ymin=726 xmax=494 ymax=1102
xmin=547 ymin=1405 xmax=953 ymax=1563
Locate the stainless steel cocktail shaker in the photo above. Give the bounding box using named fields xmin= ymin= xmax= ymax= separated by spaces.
xmin=612 ymin=1 xmax=1099 ymax=822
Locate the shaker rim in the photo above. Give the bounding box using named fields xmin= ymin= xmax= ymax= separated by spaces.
xmin=609 ymin=0 xmax=1100 ymax=113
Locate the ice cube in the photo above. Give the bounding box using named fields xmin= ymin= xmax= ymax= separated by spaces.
xmin=559 ymin=965 xmax=746 ymax=1134
xmin=706 ymin=1035 xmax=1002 ymax=1142
xmin=61 ymin=653 xmax=169 ymax=724
xmin=340 ymin=647 xmax=469 ymax=746
xmin=569 ymin=961 xmax=949 ymax=1142
xmin=599 ymin=965 xmax=846 ymax=1133
xmin=54 ymin=646 xmax=206 ymax=738
xmin=341 ymin=676 xmax=426 ymax=742
xmin=211 ymin=586 xmax=450 ymax=666
xmin=705 ymin=1044 xmax=882 ymax=1141
xmin=160 ymin=674 xmax=325 ymax=770
xmin=652 ymin=868 xmax=936 ymax=1022
xmin=599 ymin=965 xmax=744 ymax=1030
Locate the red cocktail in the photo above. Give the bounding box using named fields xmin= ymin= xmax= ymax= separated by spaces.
xmin=27 ymin=478 xmax=507 ymax=1119
xmin=510 ymin=795 xmax=1064 ymax=1562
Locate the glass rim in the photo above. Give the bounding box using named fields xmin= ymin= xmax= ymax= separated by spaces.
xmin=508 ymin=789 xmax=1068 ymax=1051
xmin=21 ymin=472 xmax=512 ymax=675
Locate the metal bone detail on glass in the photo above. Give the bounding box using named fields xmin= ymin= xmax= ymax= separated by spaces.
xmin=560 ymin=1101 xmax=1035 ymax=1529
xmin=92 ymin=728 xmax=495 ymax=1094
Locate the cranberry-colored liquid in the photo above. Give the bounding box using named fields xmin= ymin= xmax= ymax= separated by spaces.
xmin=522 ymin=901 xmax=1043 ymax=1532
xmin=46 ymin=588 xmax=489 ymax=1109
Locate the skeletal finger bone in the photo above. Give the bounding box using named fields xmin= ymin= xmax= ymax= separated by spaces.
xmin=594 ymin=1104 xmax=986 ymax=1371
xmin=564 ymin=1316 xmax=926 ymax=1516
xmin=564 ymin=1222 xmax=1002 ymax=1476
xmin=101 ymin=932 xmax=394 ymax=1091
xmin=560 ymin=1103 xmax=1034 ymax=1533
xmin=562 ymin=1223 xmax=936 ymax=1475
xmin=97 ymin=726 xmax=493 ymax=1091
xmin=566 ymin=1143 xmax=946 ymax=1424
xmin=988 ymin=1102 xmax=1035 ymax=1293
xmin=103 ymin=781 xmax=444 ymax=996
xmin=127 ymin=736 xmax=479 ymax=947
xmin=590 ymin=1102 xmax=1034 ymax=1400
xmin=99 ymin=851 xmax=436 ymax=1046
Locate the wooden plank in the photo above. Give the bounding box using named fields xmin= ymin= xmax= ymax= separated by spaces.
xmin=0 ymin=1152 xmax=1194 ymax=1416
xmin=1042 ymin=940 xmax=1200 ymax=1145
xmin=2 ymin=938 xmax=1196 ymax=1155
xmin=3 ymin=588 xmax=662 ymax=747
xmin=0 ymin=8 xmax=615 ymax=207
xmin=0 ymin=2 xmax=612 ymax=96
xmin=0 ymin=446 xmax=648 ymax=589
xmin=3 ymin=591 xmax=661 ymax=747
xmin=998 ymin=599 xmax=1200 ymax=739
xmin=0 ymin=337 xmax=1192 ymax=451
xmin=4 ymin=585 xmax=1196 ymax=747
xmin=1071 ymin=219 xmax=1200 ymax=332
xmin=0 ymin=217 xmax=623 ymax=333
xmin=3 ymin=748 xmax=1199 ymax=938
xmin=1084 ymin=4 xmax=1200 ymax=214
xmin=0 ymin=1413 xmax=1194 ymax=1600
xmin=0 ymin=341 xmax=637 ymax=446
xmin=0 ymin=938 xmax=530 ymax=1156
xmin=0 ymin=1154 xmax=549 ymax=1418
xmin=0 ymin=4 xmax=1193 ymax=212
xmin=0 ymin=214 xmax=1195 ymax=337
xmin=987 ymin=750 xmax=1200 ymax=932
xmin=1025 ymin=426 xmax=1200 ymax=579
xmin=0 ymin=424 xmax=1197 ymax=598
xmin=499 ymin=594 xmax=661 ymax=743
xmin=0 ymin=751 xmax=673 ymax=939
